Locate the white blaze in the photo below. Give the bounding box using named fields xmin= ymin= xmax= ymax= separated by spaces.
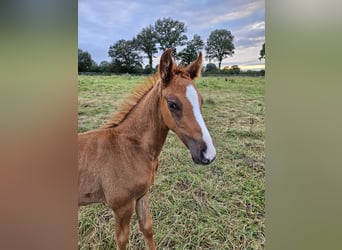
xmin=185 ymin=85 xmax=216 ymax=161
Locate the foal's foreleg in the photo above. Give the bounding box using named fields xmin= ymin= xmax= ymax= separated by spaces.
xmin=136 ymin=192 xmax=156 ymax=250
xmin=113 ymin=201 xmax=136 ymax=250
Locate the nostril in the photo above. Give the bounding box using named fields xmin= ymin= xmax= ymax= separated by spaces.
xmin=201 ymin=158 xmax=210 ymax=164
xmin=200 ymin=150 xmax=209 ymax=165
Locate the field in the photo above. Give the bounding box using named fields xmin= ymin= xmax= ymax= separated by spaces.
xmin=78 ymin=74 xmax=265 ymax=249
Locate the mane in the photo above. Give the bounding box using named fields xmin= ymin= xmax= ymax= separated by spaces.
xmin=102 ymin=73 xmax=160 ymax=128
xmin=102 ymin=66 xmax=190 ymax=129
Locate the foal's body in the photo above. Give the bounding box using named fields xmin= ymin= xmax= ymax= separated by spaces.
xmin=78 ymin=82 xmax=166 ymax=206
xmin=78 ymin=49 xmax=216 ymax=249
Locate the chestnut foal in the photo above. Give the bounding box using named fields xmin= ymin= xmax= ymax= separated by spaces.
xmin=78 ymin=49 xmax=216 ymax=249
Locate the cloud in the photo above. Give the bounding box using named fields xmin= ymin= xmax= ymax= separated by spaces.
xmin=233 ymin=20 xmax=265 ymax=50
xmin=247 ymin=21 xmax=265 ymax=31
xmin=195 ymin=1 xmax=264 ymax=28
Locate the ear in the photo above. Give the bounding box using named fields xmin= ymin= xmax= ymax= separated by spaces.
xmin=186 ymin=52 xmax=203 ymax=79
xmin=159 ymin=48 xmax=174 ymax=85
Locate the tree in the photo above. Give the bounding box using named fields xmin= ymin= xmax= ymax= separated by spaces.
xmin=108 ymin=39 xmax=143 ymax=73
xmin=259 ymin=43 xmax=265 ymax=60
xmin=205 ymin=29 xmax=235 ymax=70
xmin=177 ymin=34 xmax=204 ymax=66
xmin=230 ymin=65 xmax=240 ymax=75
xmin=205 ymin=63 xmax=218 ymax=73
xmin=135 ymin=25 xmax=158 ymax=69
xmin=154 ymin=17 xmax=188 ymax=58
xmin=98 ymin=61 xmax=111 ymax=73
xmin=78 ymin=48 xmax=96 ymax=72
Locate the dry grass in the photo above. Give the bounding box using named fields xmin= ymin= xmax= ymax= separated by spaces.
xmin=78 ymin=75 xmax=265 ymax=249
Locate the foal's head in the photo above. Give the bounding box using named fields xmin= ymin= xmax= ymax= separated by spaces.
xmin=159 ymin=49 xmax=216 ymax=165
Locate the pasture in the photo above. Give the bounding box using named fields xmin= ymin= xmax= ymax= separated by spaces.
xmin=78 ymin=74 xmax=265 ymax=249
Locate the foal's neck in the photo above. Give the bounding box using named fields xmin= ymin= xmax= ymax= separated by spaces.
xmin=114 ymin=81 xmax=169 ymax=160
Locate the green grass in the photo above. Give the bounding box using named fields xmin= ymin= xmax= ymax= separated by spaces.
xmin=78 ymin=74 xmax=265 ymax=249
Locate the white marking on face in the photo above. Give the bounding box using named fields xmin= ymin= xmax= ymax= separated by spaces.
xmin=185 ymin=85 xmax=216 ymax=161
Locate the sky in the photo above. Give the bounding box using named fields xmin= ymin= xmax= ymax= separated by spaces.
xmin=78 ymin=0 xmax=265 ymax=71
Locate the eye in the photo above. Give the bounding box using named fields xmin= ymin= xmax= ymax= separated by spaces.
xmin=167 ymin=101 xmax=178 ymax=111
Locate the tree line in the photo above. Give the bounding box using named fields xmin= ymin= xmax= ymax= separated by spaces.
xmin=79 ymin=17 xmax=265 ymax=75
